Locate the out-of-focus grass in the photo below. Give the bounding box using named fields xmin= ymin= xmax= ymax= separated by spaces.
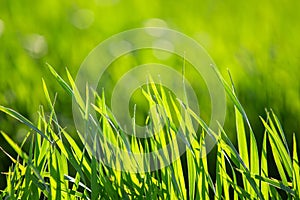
xmin=0 ymin=0 xmax=300 ymax=189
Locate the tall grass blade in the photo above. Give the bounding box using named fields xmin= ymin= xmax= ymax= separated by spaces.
xmin=292 ymin=134 xmax=300 ymax=197
xmin=0 ymin=106 xmax=52 ymax=143
xmin=261 ymin=131 xmax=269 ymax=200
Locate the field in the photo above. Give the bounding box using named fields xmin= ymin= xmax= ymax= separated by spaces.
xmin=0 ymin=0 xmax=300 ymax=199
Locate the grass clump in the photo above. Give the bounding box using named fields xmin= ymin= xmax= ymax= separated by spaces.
xmin=0 ymin=65 xmax=299 ymax=199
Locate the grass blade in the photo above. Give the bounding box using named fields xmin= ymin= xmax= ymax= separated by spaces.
xmin=0 ymin=106 xmax=52 ymax=143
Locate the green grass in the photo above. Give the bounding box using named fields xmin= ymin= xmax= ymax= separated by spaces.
xmin=0 ymin=65 xmax=299 ymax=199
xmin=1 ymin=1 xmax=300 ymax=192
xmin=1 ymin=0 xmax=300 ymax=139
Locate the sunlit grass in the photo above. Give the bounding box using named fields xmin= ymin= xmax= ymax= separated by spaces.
xmin=0 ymin=65 xmax=299 ymax=199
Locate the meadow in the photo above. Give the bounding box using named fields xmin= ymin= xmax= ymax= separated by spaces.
xmin=0 ymin=0 xmax=300 ymax=199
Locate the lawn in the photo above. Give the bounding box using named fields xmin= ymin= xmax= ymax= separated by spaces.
xmin=0 ymin=0 xmax=300 ymax=199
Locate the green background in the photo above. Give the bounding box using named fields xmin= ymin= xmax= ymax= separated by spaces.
xmin=0 ymin=0 xmax=299 ymax=189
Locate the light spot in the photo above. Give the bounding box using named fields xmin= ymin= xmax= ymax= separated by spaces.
xmin=143 ymin=18 xmax=168 ymax=37
xmin=16 ymin=128 xmax=27 ymax=143
xmin=152 ymin=39 xmax=174 ymax=60
xmin=95 ymin=0 xmax=119 ymax=6
xmin=22 ymin=34 xmax=48 ymax=59
xmin=0 ymin=19 xmax=4 ymax=37
xmin=109 ymin=40 xmax=133 ymax=57
xmin=194 ymin=32 xmax=211 ymax=48
xmin=71 ymin=9 xmax=94 ymax=30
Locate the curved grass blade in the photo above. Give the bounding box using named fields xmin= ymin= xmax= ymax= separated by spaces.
xmin=0 ymin=106 xmax=52 ymax=143
xmin=46 ymin=63 xmax=73 ymax=96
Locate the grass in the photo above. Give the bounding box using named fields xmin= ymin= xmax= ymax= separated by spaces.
xmin=1 ymin=0 xmax=300 ymax=138
xmin=0 ymin=64 xmax=299 ymax=199
xmin=1 ymin=0 xmax=300 ymax=192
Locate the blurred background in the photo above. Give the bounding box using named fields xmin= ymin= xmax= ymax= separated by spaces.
xmin=0 ymin=0 xmax=300 ymax=189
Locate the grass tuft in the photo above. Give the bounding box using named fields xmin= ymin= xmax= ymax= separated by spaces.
xmin=0 ymin=65 xmax=299 ymax=199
